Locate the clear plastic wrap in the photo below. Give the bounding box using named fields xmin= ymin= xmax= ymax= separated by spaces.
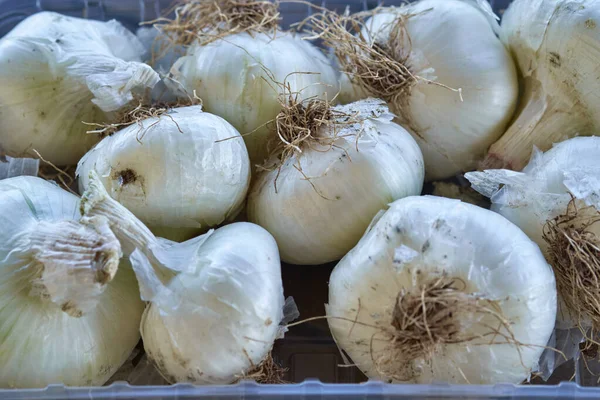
xmin=0 ymin=157 xmax=39 ymax=180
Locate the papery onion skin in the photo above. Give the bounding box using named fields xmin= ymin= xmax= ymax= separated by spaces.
xmin=486 ymin=0 xmax=600 ymax=171
xmin=339 ymin=0 xmax=518 ymax=180
xmin=328 ymin=196 xmax=556 ymax=384
xmin=247 ymin=100 xmax=424 ymax=265
xmin=0 ymin=12 xmax=159 ymax=165
xmin=138 ymin=223 xmax=284 ymax=385
xmin=471 ymin=137 xmax=600 ymax=256
xmin=167 ymin=32 xmax=339 ymax=166
xmin=0 ymin=177 xmax=143 ymax=388
xmin=468 ymin=136 xmax=600 ymax=328
xmin=79 ymin=173 xmax=286 ymax=385
xmin=77 ymin=106 xmax=251 ymax=242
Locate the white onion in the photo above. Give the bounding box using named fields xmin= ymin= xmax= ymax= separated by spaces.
xmin=77 ymin=105 xmax=250 ymax=241
xmin=81 ymin=171 xmax=285 ymax=384
xmin=138 ymin=223 xmax=284 ymax=384
xmin=328 ymin=196 xmax=556 ymax=384
xmin=168 ymin=31 xmax=339 ymax=165
xmin=0 ymin=12 xmax=159 ymax=165
xmin=0 ymin=177 xmax=143 ymax=388
xmin=335 ymin=0 xmax=518 ymax=180
xmin=485 ymin=0 xmax=600 ymax=171
xmin=467 ymin=136 xmax=600 ymax=329
xmin=248 ymin=99 xmax=424 ymax=265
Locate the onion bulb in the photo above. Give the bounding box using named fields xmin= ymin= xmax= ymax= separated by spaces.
xmin=0 ymin=176 xmax=143 ymax=388
xmin=0 ymin=12 xmax=159 ymax=165
xmin=81 ymin=171 xmax=285 ymax=384
xmin=327 ymin=196 xmax=556 ymax=384
xmin=309 ymin=0 xmax=518 ymax=180
xmin=485 ymin=0 xmax=600 ymax=170
xmin=158 ymin=0 xmax=339 ymax=165
xmin=77 ymin=105 xmax=250 ymax=242
xmin=468 ymin=137 xmax=600 ymax=331
xmin=248 ymin=98 xmax=424 ymax=265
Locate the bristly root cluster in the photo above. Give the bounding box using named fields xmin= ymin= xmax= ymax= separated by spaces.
xmin=374 ymin=275 xmax=520 ymax=381
xmin=300 ymin=8 xmax=421 ymax=107
xmin=257 ymin=77 xmax=364 ymax=196
xmin=83 ymin=95 xmax=202 ymax=141
xmin=150 ymin=0 xmax=280 ymax=49
xmin=236 ymin=351 xmax=288 ymax=384
xmin=543 ymin=199 xmax=600 ymax=333
xmin=299 ymin=7 xmax=461 ymax=119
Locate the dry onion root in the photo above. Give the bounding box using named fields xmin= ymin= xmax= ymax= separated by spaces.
xmin=302 ymin=0 xmax=518 ymax=180
xmin=234 ymin=352 xmax=288 ymax=384
xmin=144 ymin=0 xmax=280 ymax=84
xmin=82 ymin=93 xmax=202 ymax=138
xmin=26 ymin=148 xmax=78 ymax=194
xmin=258 ymin=82 xmax=364 ymax=186
xmin=83 ymin=103 xmax=182 ymax=138
xmin=38 ymin=164 xmax=77 ymax=194
xmin=376 ymin=276 xmax=517 ymax=381
xmin=302 ymin=8 xmax=430 ymax=113
xmin=543 ymin=200 xmax=600 ymax=333
xmin=152 ymin=0 xmax=280 ymax=48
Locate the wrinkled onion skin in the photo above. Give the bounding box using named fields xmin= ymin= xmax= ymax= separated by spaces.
xmin=140 ymin=223 xmax=284 ymax=385
xmin=77 ymin=106 xmax=251 ymax=242
xmin=0 ymin=177 xmax=144 ymax=388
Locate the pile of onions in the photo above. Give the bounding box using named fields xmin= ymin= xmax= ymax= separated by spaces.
xmin=0 ymin=0 xmax=583 ymax=389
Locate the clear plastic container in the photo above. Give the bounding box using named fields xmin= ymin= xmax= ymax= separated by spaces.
xmin=0 ymin=0 xmax=597 ymax=398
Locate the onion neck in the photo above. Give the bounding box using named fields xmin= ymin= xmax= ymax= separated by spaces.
xmin=28 ymin=216 xmax=121 ymax=317
xmin=80 ymin=171 xmax=157 ymax=257
xmin=484 ymin=77 xmax=592 ymax=171
xmin=80 ymin=171 xmax=174 ymax=292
